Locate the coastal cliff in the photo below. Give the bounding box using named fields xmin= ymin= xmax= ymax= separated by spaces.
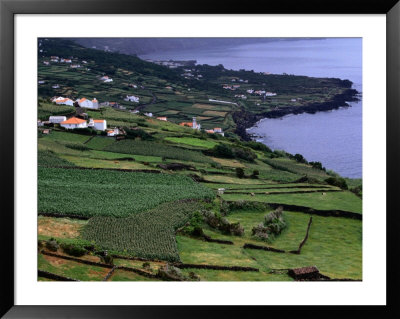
xmin=233 ymin=88 xmax=360 ymax=141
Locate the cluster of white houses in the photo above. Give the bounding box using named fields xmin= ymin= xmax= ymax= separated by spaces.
xmin=178 ymin=117 xmax=224 ymax=136
xmin=44 ymin=115 xmax=120 ymax=137
xmin=51 ymin=96 xmax=99 ymax=109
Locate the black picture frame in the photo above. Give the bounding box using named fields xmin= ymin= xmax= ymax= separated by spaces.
xmin=1 ymin=0 xmax=399 ymax=317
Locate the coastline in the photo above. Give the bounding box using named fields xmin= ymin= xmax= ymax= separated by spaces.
xmin=233 ymin=88 xmax=360 ymax=141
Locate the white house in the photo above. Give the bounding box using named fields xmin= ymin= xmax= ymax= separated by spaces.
xmin=52 ymin=84 xmax=60 ymax=89
xmin=213 ymin=127 xmax=225 ymax=136
xmin=60 ymin=58 xmax=72 ymax=63
xmin=52 ymin=97 xmax=74 ymax=106
xmin=60 ymin=117 xmax=88 ymax=129
xmin=100 ymin=76 xmax=113 ymax=82
xmin=265 ymin=92 xmax=277 ymax=96
xmin=106 ymin=128 xmax=120 ymax=137
xmin=124 ymin=95 xmax=139 ymax=103
xmin=156 ymin=117 xmax=167 ymax=121
xmin=43 ymin=61 xmax=50 ymax=65
xmin=144 ymin=112 xmax=153 ymax=117
xmin=76 ymin=98 xmax=99 ymax=109
xmin=49 ymin=116 xmax=67 ymax=124
xmin=89 ymin=119 xmax=107 ymax=131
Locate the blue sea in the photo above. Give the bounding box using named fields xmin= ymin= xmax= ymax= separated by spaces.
xmin=141 ymin=38 xmax=362 ymax=178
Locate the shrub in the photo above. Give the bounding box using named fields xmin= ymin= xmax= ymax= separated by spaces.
xmin=236 ymin=167 xmax=245 ymax=179
xmin=60 ymin=243 xmax=87 ymax=257
xmin=244 ymin=141 xmax=272 ymax=153
xmin=325 ymin=176 xmax=348 ymax=190
xmin=201 ymin=210 xmax=244 ymax=236
xmin=207 ymin=144 xmax=234 ymax=158
xmin=252 ymin=206 xmax=286 ymax=242
xmin=124 ymin=127 xmax=154 ymax=140
xmin=73 ymin=127 xmax=96 ymax=135
xmin=251 ymin=170 xmax=259 ymax=179
xmin=157 ymin=264 xmax=185 ymax=281
xmin=45 ymin=238 xmax=59 ymax=252
xmin=309 ymin=161 xmax=325 ymax=171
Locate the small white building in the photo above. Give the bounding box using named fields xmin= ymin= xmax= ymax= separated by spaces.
xmin=90 ymin=119 xmax=107 ymax=131
xmin=49 ymin=116 xmax=67 ymax=124
xmin=53 ymin=97 xmax=74 ymax=106
xmin=106 ymin=128 xmax=120 ymax=137
xmin=76 ymin=98 xmax=99 ymax=109
xmin=103 ymin=78 xmax=113 ymax=83
xmin=124 ymin=95 xmax=140 ymax=103
xmin=156 ymin=117 xmax=167 ymax=121
xmin=60 ymin=117 xmax=88 ymax=129
xmin=43 ymin=61 xmax=50 ymax=65
xmin=144 ymin=112 xmax=153 ymax=117
xmin=213 ymin=128 xmax=224 ymax=136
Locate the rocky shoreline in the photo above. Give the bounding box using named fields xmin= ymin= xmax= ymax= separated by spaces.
xmin=233 ymin=88 xmax=360 ymax=141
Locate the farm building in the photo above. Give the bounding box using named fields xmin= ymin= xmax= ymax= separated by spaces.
xmin=288 ymin=266 xmax=322 ymax=281
xmin=179 ymin=117 xmax=201 ymax=130
xmin=124 ymin=95 xmax=140 ymax=103
xmin=106 ymin=128 xmax=120 ymax=137
xmin=88 ymin=119 xmax=107 ymax=131
xmin=156 ymin=117 xmax=167 ymax=121
xmin=76 ymin=98 xmax=99 ymax=109
xmin=49 ymin=116 xmax=67 ymax=124
xmin=60 ymin=117 xmax=88 ymax=130
xmin=52 ymin=96 xmax=74 ymax=106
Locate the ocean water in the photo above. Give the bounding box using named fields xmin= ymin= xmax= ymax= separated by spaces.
xmin=141 ymin=38 xmax=362 ymax=178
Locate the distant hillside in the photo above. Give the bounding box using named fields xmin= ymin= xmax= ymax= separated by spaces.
xmin=70 ymin=38 xmax=323 ymax=56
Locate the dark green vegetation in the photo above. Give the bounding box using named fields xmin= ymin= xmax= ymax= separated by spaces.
xmin=37 ymin=39 xmax=362 ymax=281
xmin=104 ymin=139 xmax=213 ymax=163
xmin=83 ymin=200 xmax=203 ymax=262
xmin=38 ymin=167 xmax=214 ymax=218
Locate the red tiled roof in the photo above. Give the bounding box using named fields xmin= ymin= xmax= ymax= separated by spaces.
xmin=61 ymin=117 xmax=86 ymax=124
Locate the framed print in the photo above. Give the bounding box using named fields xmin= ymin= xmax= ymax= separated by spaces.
xmin=1 ymin=0 xmax=399 ymax=317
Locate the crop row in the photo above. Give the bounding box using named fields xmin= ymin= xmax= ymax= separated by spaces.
xmin=83 ymin=200 xmax=203 ymax=262
xmin=38 ymin=167 xmax=215 ymax=218
xmin=38 ymin=150 xmax=76 ymax=167
xmin=104 ymin=139 xmax=213 ymax=164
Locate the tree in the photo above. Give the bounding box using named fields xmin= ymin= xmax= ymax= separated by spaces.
xmin=251 ymin=170 xmax=259 ymax=179
xmin=236 ymin=167 xmax=245 ymax=179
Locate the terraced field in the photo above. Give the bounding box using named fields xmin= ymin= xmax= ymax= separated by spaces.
xmin=38 ymin=167 xmax=214 ymax=218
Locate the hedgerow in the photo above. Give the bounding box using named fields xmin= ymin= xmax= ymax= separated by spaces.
xmin=38 ymin=167 xmax=215 ymax=218
xmin=83 ymin=200 xmax=204 ymax=262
